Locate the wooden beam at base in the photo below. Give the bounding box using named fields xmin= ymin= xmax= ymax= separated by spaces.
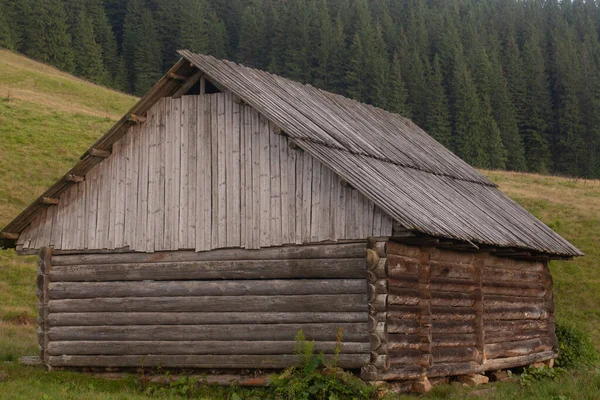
xmin=65 ymin=174 xmax=84 ymax=183
xmin=88 ymin=148 xmax=111 ymax=158
xmin=0 ymin=232 xmax=19 ymax=240
xmin=39 ymin=197 xmax=60 ymax=205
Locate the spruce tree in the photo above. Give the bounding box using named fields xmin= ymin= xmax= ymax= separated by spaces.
xmin=424 ymin=55 xmax=452 ymax=148
xmin=386 ymin=53 xmax=410 ymax=117
xmin=237 ymin=0 xmax=267 ymax=68
xmin=327 ymin=15 xmax=347 ymax=94
xmin=206 ymin=8 xmax=228 ymax=59
xmin=345 ymin=33 xmax=365 ymax=101
xmin=27 ymin=0 xmax=74 ymax=72
xmin=451 ymin=50 xmax=488 ymax=167
xmin=404 ymin=49 xmax=428 ymax=127
xmin=315 ymin=0 xmax=335 ymax=89
xmin=86 ymin=0 xmax=120 ymax=85
xmin=0 ymin=1 xmax=16 ymax=49
xmin=72 ymin=10 xmax=108 ymax=84
xmin=178 ymin=0 xmax=209 ymax=54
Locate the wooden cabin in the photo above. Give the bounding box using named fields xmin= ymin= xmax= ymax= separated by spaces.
xmin=0 ymin=51 xmax=582 ymax=388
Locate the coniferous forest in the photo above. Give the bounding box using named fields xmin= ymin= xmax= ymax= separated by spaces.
xmin=1 ymin=0 xmax=599 ymax=178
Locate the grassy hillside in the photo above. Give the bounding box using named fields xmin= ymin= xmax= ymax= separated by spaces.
xmin=0 ymin=49 xmax=598 ymax=399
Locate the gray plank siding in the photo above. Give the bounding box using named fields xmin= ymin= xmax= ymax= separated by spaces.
xmin=21 ymin=92 xmax=393 ymax=253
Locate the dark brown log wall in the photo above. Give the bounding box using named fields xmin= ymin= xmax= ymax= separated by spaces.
xmin=39 ymin=243 xmax=371 ymax=370
xmin=362 ymin=240 xmax=557 ymax=381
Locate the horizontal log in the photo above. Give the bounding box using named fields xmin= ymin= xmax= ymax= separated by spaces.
xmin=429 ymin=248 xmax=474 ymax=264
xmin=431 ymin=307 xmax=476 ymax=321
xmin=388 ymin=293 xmax=420 ymax=306
xmin=48 ymin=323 xmax=369 ymax=342
xmin=385 ymin=242 xmax=421 ymax=258
xmin=483 ymin=282 xmax=546 ymax=298
xmin=49 ymin=279 xmax=367 ymax=299
xmin=485 ymin=337 xmax=554 ymax=359
xmin=432 ymin=333 xmax=477 ymax=348
xmin=50 ymin=259 xmax=367 ymax=282
xmin=88 ymin=148 xmax=111 ymax=158
xmin=48 ymin=354 xmax=369 ymax=369
xmin=48 ymin=312 xmax=368 ymax=326
xmin=48 ymin=340 xmax=370 ymax=356
xmin=51 ymin=243 xmax=366 ymax=265
xmin=387 ymin=306 xmax=420 ymax=320
xmin=388 ymin=334 xmax=426 ymax=351
xmin=484 ymin=319 xmax=549 ymax=332
xmin=48 ymin=294 xmax=367 ymax=313
xmin=387 ymin=318 xmax=420 ymax=334
xmin=483 ymin=267 xmax=542 ymax=283
xmin=387 ymin=275 xmax=419 ymax=288
xmin=484 ymin=306 xmax=548 ymax=320
xmin=431 ymin=291 xmax=475 ymax=307
xmin=432 ymin=320 xmax=475 ymax=334
xmin=482 ymin=350 xmax=557 ymax=371
xmin=427 ymin=361 xmax=478 ymax=378
xmin=386 ymin=254 xmax=420 ymax=277
xmin=485 ymin=330 xmax=549 ymax=344
xmin=484 ymin=295 xmax=545 ymax=307
xmin=431 ymin=347 xmax=478 ymax=363
xmin=484 ymin=257 xmax=545 ymax=272
xmin=378 ymin=364 xmax=424 ymax=380
xmin=387 ymin=348 xmax=422 ymax=363
xmin=430 ymin=261 xmax=474 ymax=280
xmin=430 ymin=277 xmax=476 ymax=293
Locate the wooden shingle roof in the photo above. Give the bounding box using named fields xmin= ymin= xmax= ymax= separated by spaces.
xmin=1 ymin=51 xmax=583 ymax=257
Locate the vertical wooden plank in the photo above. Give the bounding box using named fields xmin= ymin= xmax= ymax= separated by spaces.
xmin=146 ymin=101 xmax=158 ymax=252
xmin=210 ymin=94 xmax=220 ymax=247
xmin=179 ymin=96 xmax=189 ymax=248
xmin=161 ymin=97 xmax=171 ymax=251
xmin=337 ymin=184 xmax=347 ymax=240
xmin=52 ymin=182 xmax=65 ymax=249
xmin=59 ymin=187 xmax=71 ymax=250
xmin=345 ymin=188 xmax=355 ymax=239
xmin=259 ymin=114 xmax=271 ymax=247
xmin=196 ymin=93 xmax=212 ymax=251
xmin=279 ymin=134 xmax=289 ymax=245
xmin=310 ymin=158 xmax=321 ymax=242
xmin=269 ymin=122 xmax=282 ymax=246
xmin=171 ymin=97 xmax=181 ymax=250
xmin=107 ymin=141 xmax=119 ymax=250
xmin=84 ymin=167 xmax=97 ymax=249
xmin=225 ymin=91 xmax=234 ymax=246
xmin=240 ymin=105 xmax=247 ymax=248
xmin=294 ymin=149 xmax=303 ymax=244
xmin=216 ymin=93 xmax=227 ymax=248
xmin=187 ymin=96 xmax=197 ymax=249
xmin=318 ymin=165 xmax=331 ymax=242
xmin=26 ymin=213 xmax=42 ymax=250
xmin=49 ymin=198 xmax=60 ymax=249
xmin=301 ymin=151 xmax=312 ymax=243
xmin=231 ymin=95 xmax=241 ymax=247
xmin=328 ymin=171 xmax=339 ymax=241
xmin=116 ymin=139 xmax=127 ymax=249
xmin=38 ymin=205 xmax=53 ymax=248
xmin=366 ymin=199 xmax=375 ymax=239
xmin=251 ymin=109 xmax=261 ymax=249
xmin=76 ymin=182 xmax=86 ymax=250
xmin=381 ymin=213 xmax=393 ymax=236
xmin=287 ymin=138 xmax=296 ymax=244
xmin=372 ymin=206 xmax=383 ymax=237
xmin=137 ymin=112 xmax=150 ymax=252
xmin=125 ymin=127 xmax=139 ymax=248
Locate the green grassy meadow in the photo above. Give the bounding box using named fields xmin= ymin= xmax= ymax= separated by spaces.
xmin=0 ymin=49 xmax=599 ymax=399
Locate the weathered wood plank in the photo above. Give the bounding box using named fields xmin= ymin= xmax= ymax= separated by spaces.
xmin=251 ymin=108 xmax=261 ymax=249
xmin=47 ymin=354 xmax=369 ymax=369
xmin=51 ymin=242 xmax=366 ymax=265
xmin=217 ymin=93 xmax=227 ymax=247
xmin=48 ymin=323 xmax=369 ymax=341
xmin=259 ymin=114 xmax=271 ymax=247
xmin=49 ymin=279 xmax=367 ymax=299
xmin=48 ymin=341 xmax=370 ymax=356
xmin=48 ymin=311 xmax=369 ymax=326
xmin=269 ymin=121 xmax=282 ymax=245
xmin=50 ymin=258 xmax=367 ymax=282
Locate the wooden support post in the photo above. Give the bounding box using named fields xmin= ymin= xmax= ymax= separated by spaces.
xmin=542 ymin=261 xmax=558 ymax=351
xmin=474 ymin=254 xmax=487 ymax=364
xmin=65 ymin=174 xmax=84 ymax=183
xmin=89 ymin=148 xmax=111 ymax=158
xmin=37 ymin=247 xmax=52 ymax=370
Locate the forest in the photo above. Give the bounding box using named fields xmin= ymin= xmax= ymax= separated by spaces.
xmin=0 ymin=0 xmax=599 ymax=178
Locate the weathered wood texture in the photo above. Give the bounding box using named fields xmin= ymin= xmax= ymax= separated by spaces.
xmin=362 ymin=240 xmax=557 ymax=382
xmin=19 ymin=92 xmax=393 ymax=253
xmin=43 ymin=245 xmax=370 ymax=370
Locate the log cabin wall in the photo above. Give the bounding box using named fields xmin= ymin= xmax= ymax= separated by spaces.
xmin=17 ymin=91 xmax=393 ymax=254
xmin=38 ymin=243 xmax=371 ymax=370
xmin=362 ymin=239 xmax=558 ymax=382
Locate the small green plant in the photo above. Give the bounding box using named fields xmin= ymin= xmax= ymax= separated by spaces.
xmin=269 ymin=329 xmax=375 ymax=400
xmin=555 ymin=321 xmax=600 ymax=370
xmin=519 ymin=365 xmax=567 ymax=386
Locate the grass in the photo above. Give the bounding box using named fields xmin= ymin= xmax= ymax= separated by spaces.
xmin=0 ymin=50 xmax=599 ymax=398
